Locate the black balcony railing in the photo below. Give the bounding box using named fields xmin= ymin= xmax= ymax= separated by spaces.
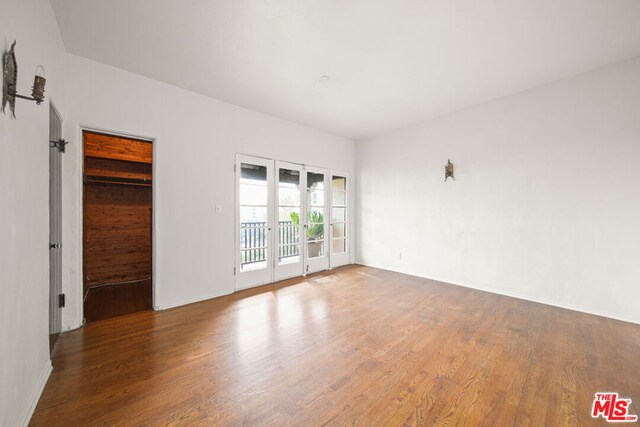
xmin=240 ymin=221 xmax=300 ymax=265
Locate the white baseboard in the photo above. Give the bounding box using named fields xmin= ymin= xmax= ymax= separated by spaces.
xmin=21 ymin=360 xmax=52 ymax=427
xmin=154 ymin=289 xmax=234 ymax=311
xmin=357 ymin=262 xmax=640 ymax=325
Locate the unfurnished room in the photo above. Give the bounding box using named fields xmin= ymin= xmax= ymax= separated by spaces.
xmin=1 ymin=0 xmax=640 ymax=425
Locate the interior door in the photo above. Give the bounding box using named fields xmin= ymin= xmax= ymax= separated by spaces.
xmin=49 ymin=104 xmax=63 ymax=350
xmin=330 ymin=172 xmax=350 ymax=268
xmin=304 ymin=167 xmax=329 ymax=274
xmin=236 ymin=155 xmax=274 ymax=289
xmin=274 ymin=161 xmax=305 ymax=281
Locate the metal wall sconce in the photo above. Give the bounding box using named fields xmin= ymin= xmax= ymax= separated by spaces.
xmin=2 ymin=41 xmax=46 ymax=118
xmin=444 ymin=159 xmax=454 ymax=181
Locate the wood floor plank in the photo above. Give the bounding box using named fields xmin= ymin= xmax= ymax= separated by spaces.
xmin=31 ymin=265 xmax=640 ymax=426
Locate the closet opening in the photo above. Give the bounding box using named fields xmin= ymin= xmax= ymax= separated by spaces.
xmin=82 ymin=130 xmax=153 ymax=323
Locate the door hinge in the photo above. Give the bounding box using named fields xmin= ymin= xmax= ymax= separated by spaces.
xmin=58 ymin=293 xmax=65 ymax=308
xmin=234 ymin=164 xmax=237 ymax=173
xmin=233 ymin=267 xmax=236 ymax=276
xmin=50 ymin=139 xmax=69 ymax=153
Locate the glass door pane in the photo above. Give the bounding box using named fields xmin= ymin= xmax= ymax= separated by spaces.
xmin=306 ymin=171 xmax=325 ymax=259
xmin=304 ymin=168 xmax=329 ymax=274
xmin=240 ymin=163 xmax=268 ymax=271
xmin=330 ymin=173 xmax=349 ymax=267
xmin=277 ymin=168 xmax=301 ymax=265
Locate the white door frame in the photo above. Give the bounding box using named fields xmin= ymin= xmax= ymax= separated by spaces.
xmin=77 ymin=125 xmax=157 ymax=323
xmin=235 ymin=154 xmax=274 ymax=290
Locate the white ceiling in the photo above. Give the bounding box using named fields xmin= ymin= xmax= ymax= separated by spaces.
xmin=51 ymin=0 xmax=640 ymax=139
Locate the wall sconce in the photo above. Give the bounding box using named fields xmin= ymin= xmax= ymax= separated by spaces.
xmin=444 ymin=159 xmax=454 ymax=181
xmin=2 ymin=41 xmax=46 ymax=118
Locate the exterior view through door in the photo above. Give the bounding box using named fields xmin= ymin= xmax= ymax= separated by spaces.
xmin=236 ymin=154 xmax=350 ymax=290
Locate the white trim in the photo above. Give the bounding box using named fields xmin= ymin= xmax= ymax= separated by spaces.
xmin=154 ymin=289 xmax=233 ymax=311
xmin=358 ymin=262 xmax=640 ymax=325
xmin=21 ymin=361 xmax=52 ymax=427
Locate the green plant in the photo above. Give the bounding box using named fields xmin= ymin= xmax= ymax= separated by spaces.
xmin=290 ymin=211 xmax=324 ymax=240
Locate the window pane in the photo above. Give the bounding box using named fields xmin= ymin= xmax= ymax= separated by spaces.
xmin=332 ymin=189 xmax=346 ymax=206
xmin=240 ymin=206 xmax=267 ymax=223
xmin=307 ymin=241 xmax=325 ymax=258
xmin=306 ymin=222 xmax=324 ymax=241
xmin=240 ymin=226 xmax=268 ymax=250
xmin=278 ymin=222 xmax=300 ymax=245
xmin=331 ymin=238 xmax=346 ymax=254
xmin=332 ymin=223 xmax=346 ymax=239
xmin=278 ymin=168 xmax=300 ymax=206
xmin=278 ymin=218 xmax=300 ymax=263
xmin=278 ymin=254 xmax=299 ymax=265
xmin=240 ymin=163 xmax=267 ymax=205
xmin=308 ymin=189 xmax=324 ymax=207
xmin=307 ymin=172 xmax=325 ymax=191
xmin=332 ymin=207 xmax=346 ymax=222
xmin=307 ymin=208 xmax=324 ymax=224
xmin=279 ymin=168 xmax=300 ymax=185
xmin=241 ymin=163 xmax=267 ymax=180
xmin=240 ymin=183 xmax=267 ymax=205
xmin=332 ymin=176 xmax=346 ymax=191
xmin=279 ymin=207 xmax=299 ymax=222
xmin=279 ymin=187 xmax=300 ymax=206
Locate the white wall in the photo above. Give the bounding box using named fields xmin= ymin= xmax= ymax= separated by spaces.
xmin=0 ymin=0 xmax=67 ymax=425
xmin=62 ymin=54 xmax=355 ymax=329
xmin=356 ymin=57 xmax=640 ymax=324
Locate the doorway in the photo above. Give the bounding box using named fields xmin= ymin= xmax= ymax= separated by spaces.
xmin=235 ymin=154 xmax=350 ymax=290
xmin=82 ymin=131 xmax=153 ymax=322
xmin=49 ymin=104 xmax=63 ymax=351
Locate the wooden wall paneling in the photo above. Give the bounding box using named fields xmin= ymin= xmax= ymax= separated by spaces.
xmin=84 ymin=157 xmax=152 ymax=181
xmin=83 ymin=131 xmax=152 ymax=164
xmin=83 ymin=184 xmax=152 ymax=287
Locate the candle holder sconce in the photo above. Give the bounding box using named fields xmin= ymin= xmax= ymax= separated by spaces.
xmin=445 ymin=159 xmax=454 ymax=182
xmin=3 ymin=41 xmax=47 ymax=118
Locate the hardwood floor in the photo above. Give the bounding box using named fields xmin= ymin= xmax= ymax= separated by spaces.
xmin=31 ymin=265 xmax=640 ymax=426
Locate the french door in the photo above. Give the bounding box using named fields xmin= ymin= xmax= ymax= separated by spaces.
xmin=304 ymin=166 xmax=329 ymax=274
xmin=274 ymin=161 xmax=304 ymax=281
xmin=236 ymin=155 xmax=348 ymax=290
xmin=236 ymin=155 xmax=274 ymax=290
xmin=330 ymin=172 xmax=350 ymax=268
